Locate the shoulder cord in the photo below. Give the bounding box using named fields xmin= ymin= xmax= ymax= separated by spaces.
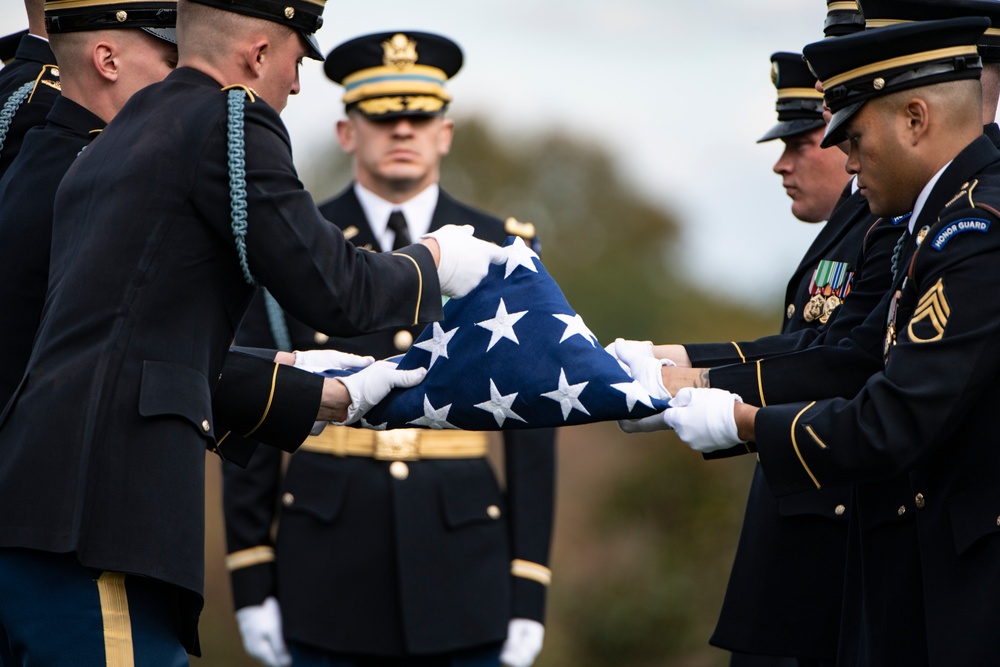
xmin=262 ymin=289 xmax=293 ymax=352
xmin=226 ymin=89 xmax=292 ymax=351
xmin=0 ymin=81 xmax=35 ymax=161
xmin=890 ymin=229 xmax=909 ymax=283
xmin=226 ymin=87 xmax=256 ymax=286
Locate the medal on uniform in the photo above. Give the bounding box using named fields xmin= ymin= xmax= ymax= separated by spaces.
xmin=805 ymin=259 xmax=853 ymax=324
xmin=884 ymin=288 xmax=902 ymax=364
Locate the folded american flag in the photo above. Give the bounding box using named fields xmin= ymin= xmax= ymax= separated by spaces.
xmin=326 ymin=237 xmax=671 ymax=430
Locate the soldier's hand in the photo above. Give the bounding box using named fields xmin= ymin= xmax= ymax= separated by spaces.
xmin=608 ymin=338 xmax=673 ymax=400
xmin=234 ymin=597 xmax=291 ymax=667
xmin=292 ymin=349 xmax=375 ymax=373
xmin=335 ymin=359 xmax=427 ymax=425
xmin=500 ymin=618 xmax=545 ymax=667
xmin=661 ymin=388 xmax=747 ymax=452
xmin=422 ymin=224 xmax=506 ymax=298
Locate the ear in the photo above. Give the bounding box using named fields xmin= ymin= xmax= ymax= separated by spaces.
xmin=336 ymin=117 xmax=356 ymax=153
xmin=92 ymin=41 xmax=119 ymax=83
xmin=903 ymin=97 xmax=930 ymax=145
xmin=244 ymin=38 xmax=270 ymax=79
xmin=437 ymin=117 xmax=455 ymax=156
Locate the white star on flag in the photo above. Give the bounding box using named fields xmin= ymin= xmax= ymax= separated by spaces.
xmin=476 ymin=298 xmax=528 ymax=351
xmin=552 ymin=313 xmax=599 ymax=346
xmin=610 ymin=380 xmax=655 ymax=412
xmin=413 ymin=322 xmax=458 ymax=368
xmin=503 ymin=236 xmax=540 ymax=278
xmin=541 ymin=368 xmax=590 ymax=420
xmin=474 ymin=379 xmax=527 ymax=427
xmin=359 ymin=417 xmax=388 ymax=431
xmin=407 ymin=395 xmax=458 ymax=429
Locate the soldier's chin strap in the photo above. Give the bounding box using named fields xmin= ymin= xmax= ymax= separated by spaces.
xmin=0 ymin=81 xmax=34 ymax=161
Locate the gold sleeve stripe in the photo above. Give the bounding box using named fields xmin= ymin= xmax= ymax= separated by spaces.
xmin=242 ymin=363 xmax=279 ymax=438
xmin=804 ymin=425 xmax=829 ymax=449
xmin=731 ymin=342 xmax=746 ymax=363
xmin=791 ymin=402 xmax=821 ymax=489
xmin=226 ymin=546 xmax=276 ymax=571
xmin=511 ymin=559 xmax=552 ymax=586
xmin=391 ymin=251 xmax=424 ymax=325
xmin=755 ymin=359 xmax=766 ymax=407
xmin=828 ymin=1 xmax=858 ymax=10
xmin=97 ymin=572 xmax=135 ymax=667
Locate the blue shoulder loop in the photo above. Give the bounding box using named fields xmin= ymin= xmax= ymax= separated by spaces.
xmin=0 ymin=81 xmax=35 ymax=160
xmin=262 ymin=289 xmax=293 ymax=352
xmin=226 ymin=87 xmax=256 ymax=286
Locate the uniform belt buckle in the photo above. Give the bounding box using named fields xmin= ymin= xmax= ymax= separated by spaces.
xmin=373 ymin=430 xmax=420 ymax=460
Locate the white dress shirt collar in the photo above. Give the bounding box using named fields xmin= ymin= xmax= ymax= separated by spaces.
xmin=353 ymin=182 xmax=440 ymax=252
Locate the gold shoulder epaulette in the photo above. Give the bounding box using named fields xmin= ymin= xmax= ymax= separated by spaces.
xmin=28 ymin=64 xmax=60 ymax=103
xmin=505 ymin=216 xmax=536 ymax=239
xmin=221 ymin=84 xmax=258 ymax=103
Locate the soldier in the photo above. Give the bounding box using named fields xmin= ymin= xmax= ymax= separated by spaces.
xmin=649 ymin=17 xmax=1000 ymax=664
xmin=223 ymin=31 xmax=556 ymax=667
xmin=0 ymin=1 xmax=58 ymax=177
xmin=0 ymin=0 xmax=505 ymax=662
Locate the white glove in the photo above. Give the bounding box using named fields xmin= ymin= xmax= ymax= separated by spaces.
xmin=235 ymin=597 xmax=290 ymax=667
xmin=423 ymin=224 xmax=507 ymax=298
xmin=618 ymin=410 xmax=671 ymax=434
xmin=661 ymin=387 xmax=746 ymax=453
xmin=335 ymin=359 xmax=427 ymax=425
xmin=292 ymin=349 xmax=374 ymax=373
xmin=500 ymin=618 xmax=545 ymax=667
xmin=608 ymin=338 xmax=674 ymax=400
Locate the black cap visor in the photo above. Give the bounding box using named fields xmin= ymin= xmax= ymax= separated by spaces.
xmin=302 ymin=31 xmax=323 ymax=61
xmin=821 ymin=100 xmax=865 ymax=148
xmin=758 ymin=118 xmax=827 ymax=143
xmin=141 ymin=27 xmax=177 ymax=44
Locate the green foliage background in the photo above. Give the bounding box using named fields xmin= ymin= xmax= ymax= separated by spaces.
xmin=196 ymin=116 xmax=782 ymax=667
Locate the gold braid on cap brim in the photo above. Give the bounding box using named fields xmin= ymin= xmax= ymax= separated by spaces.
xmin=357 ymin=96 xmax=445 ymax=115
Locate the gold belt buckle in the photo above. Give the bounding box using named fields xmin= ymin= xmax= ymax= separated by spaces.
xmin=373 ymin=430 xmax=420 ymax=460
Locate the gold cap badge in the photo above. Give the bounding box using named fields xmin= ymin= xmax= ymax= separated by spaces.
xmin=116 ymin=10 xmax=127 ymax=22
xmin=382 ymin=33 xmax=418 ymax=70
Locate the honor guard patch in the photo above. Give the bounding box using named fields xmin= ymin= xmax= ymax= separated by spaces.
xmin=906 ymin=278 xmax=950 ymax=343
xmin=930 ymin=218 xmax=990 ymax=251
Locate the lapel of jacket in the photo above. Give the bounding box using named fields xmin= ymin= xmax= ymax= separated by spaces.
xmin=326 ymin=185 xmax=383 ymax=251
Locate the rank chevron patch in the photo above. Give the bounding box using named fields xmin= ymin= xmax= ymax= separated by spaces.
xmin=907 ymin=278 xmax=950 ymax=344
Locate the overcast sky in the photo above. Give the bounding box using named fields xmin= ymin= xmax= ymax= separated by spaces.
xmin=1 ymin=1 xmax=832 ymax=305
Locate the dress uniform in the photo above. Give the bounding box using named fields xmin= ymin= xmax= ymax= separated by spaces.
xmin=746 ymin=17 xmax=1000 ymax=665
xmin=0 ymin=28 xmax=59 ymax=178
xmin=223 ymin=32 xmax=556 ymax=667
xmin=679 ymin=44 xmax=886 ymax=667
xmin=0 ymin=0 xmax=453 ymax=660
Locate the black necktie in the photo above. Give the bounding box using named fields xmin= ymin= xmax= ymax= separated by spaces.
xmin=387 ymin=210 xmax=411 ymax=251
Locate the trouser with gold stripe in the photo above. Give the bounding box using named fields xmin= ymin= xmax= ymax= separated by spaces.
xmin=0 ymin=548 xmax=188 ymax=666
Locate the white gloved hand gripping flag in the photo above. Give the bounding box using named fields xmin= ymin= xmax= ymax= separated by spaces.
xmin=322 ymin=237 xmax=671 ymax=430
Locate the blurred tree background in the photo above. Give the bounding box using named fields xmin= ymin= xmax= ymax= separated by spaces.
xmin=196 ymin=115 xmax=782 ymax=666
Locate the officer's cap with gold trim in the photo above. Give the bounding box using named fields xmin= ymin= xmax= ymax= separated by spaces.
xmin=804 ymin=16 xmax=987 ymax=147
xmin=825 ymin=0 xmax=865 ymax=37
xmin=324 ymin=31 xmax=463 ymax=119
xmin=860 ymin=0 xmax=1000 ymax=63
xmin=758 ymin=52 xmax=825 ymax=143
xmin=44 ymin=0 xmax=177 ymax=44
xmin=186 ymin=0 xmax=327 ymax=61
xmin=0 ymin=30 xmax=28 ymax=64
